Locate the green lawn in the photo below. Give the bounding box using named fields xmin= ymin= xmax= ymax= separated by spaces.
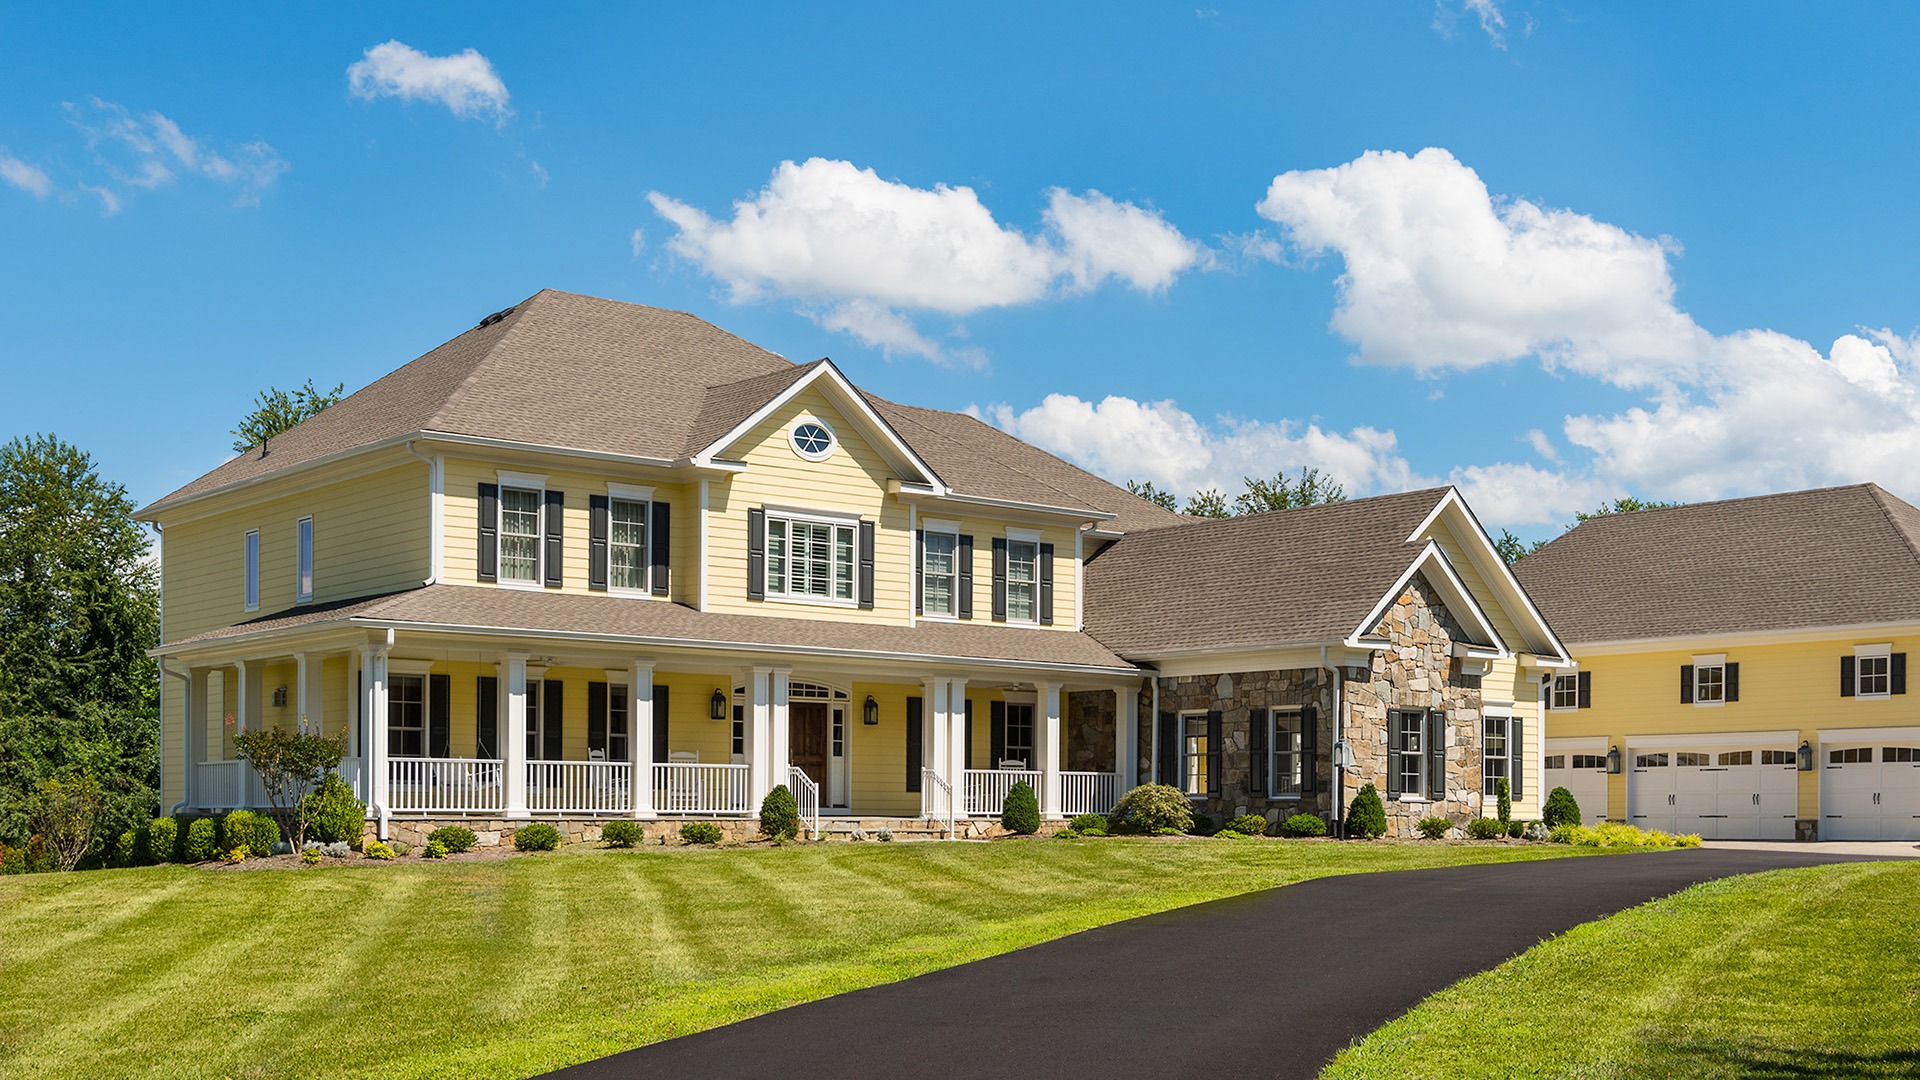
xmin=1324 ymin=861 xmax=1920 ymax=1079
xmin=1 ymin=838 xmax=1589 ymax=1079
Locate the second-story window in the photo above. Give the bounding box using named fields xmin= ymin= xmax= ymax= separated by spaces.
xmin=922 ymin=529 xmax=957 ymax=616
xmin=296 ymin=516 xmax=313 ymax=601
xmin=609 ymin=498 xmax=648 ymax=590
xmin=766 ymin=513 xmax=856 ymax=602
xmin=500 ymin=487 xmax=541 ymax=583
xmin=1005 ymin=539 xmax=1038 ymax=622
xmin=243 ymin=529 xmax=260 ymax=611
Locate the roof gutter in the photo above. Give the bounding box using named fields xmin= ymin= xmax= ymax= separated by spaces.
xmin=891 ymin=481 xmax=1116 ymax=524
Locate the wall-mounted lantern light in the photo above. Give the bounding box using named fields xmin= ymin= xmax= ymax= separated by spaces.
xmin=1606 ymin=746 xmax=1623 ymax=775
xmin=1798 ymin=740 xmax=1815 ymax=772
xmin=863 ymin=695 xmax=880 ymax=726
xmin=272 ymin=686 xmax=288 ymax=708
xmin=709 ymin=688 xmax=727 ymax=721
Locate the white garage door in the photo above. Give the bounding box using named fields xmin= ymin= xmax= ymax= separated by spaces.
xmin=1822 ymin=743 xmax=1920 ymax=841
xmin=1629 ymin=746 xmax=1797 ymax=840
xmin=1543 ymin=748 xmax=1609 ymax=824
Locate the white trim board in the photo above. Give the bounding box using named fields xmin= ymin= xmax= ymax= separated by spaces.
xmin=1406 ymin=487 xmax=1573 ymax=664
xmin=1344 ymin=540 xmax=1508 ymax=656
xmin=693 ymin=360 xmax=948 ymax=493
xmin=1544 ymin=737 xmax=1609 ymax=753
xmin=1817 ymin=726 xmax=1920 ymax=743
xmin=1625 ymin=730 xmax=1799 ymax=749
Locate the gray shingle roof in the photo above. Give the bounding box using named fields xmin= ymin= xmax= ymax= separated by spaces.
xmin=1083 ymin=488 xmax=1455 ymax=655
xmin=162 ymin=585 xmax=1138 ymax=673
xmin=1513 ymin=483 xmax=1920 ymax=644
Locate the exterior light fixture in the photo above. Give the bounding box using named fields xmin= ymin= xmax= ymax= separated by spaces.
xmin=1798 ymin=740 xmax=1815 ymax=772
xmin=271 ymin=686 xmax=288 ymax=708
xmin=1606 ymin=746 xmax=1623 ymax=775
xmin=1333 ymin=740 xmax=1358 ymax=771
xmin=709 ymin=688 xmax=727 ymax=721
xmin=863 ymin=695 xmax=880 ymax=726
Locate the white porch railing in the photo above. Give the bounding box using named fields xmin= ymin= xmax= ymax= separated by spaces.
xmin=338 ymin=757 xmax=367 ymax=803
xmin=194 ymin=760 xmax=258 ymax=809
xmin=1060 ymin=771 xmax=1120 ymax=817
xmin=963 ymin=769 xmax=1041 ymax=816
xmin=388 ymin=757 xmax=505 ymax=813
xmin=653 ymin=762 xmax=752 ymax=815
xmin=527 ymin=761 xmax=632 ymax=814
xmin=788 ymin=767 xmax=821 ymax=839
xmin=922 ymin=768 xmax=956 ymax=838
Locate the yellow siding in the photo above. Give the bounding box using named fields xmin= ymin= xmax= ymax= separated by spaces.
xmin=159 ymin=463 xmax=430 ymax=642
xmin=160 ymin=676 xmax=185 ymax=808
xmin=914 ymin=513 xmax=1082 ymax=630
xmin=1549 ymin=633 xmax=1920 ymax=821
xmin=1430 ymin=524 xmax=1544 ymax=817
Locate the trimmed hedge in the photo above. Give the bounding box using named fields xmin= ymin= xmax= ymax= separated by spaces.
xmin=1542 ymin=786 xmax=1582 ymax=829
xmin=222 ymin=810 xmax=280 ymax=858
xmin=680 ymin=821 xmax=723 ymax=845
xmin=184 ymin=817 xmax=220 ymax=861
xmin=1001 ymin=781 xmax=1040 ymax=835
xmin=146 ymin=816 xmax=179 ymax=864
xmin=427 ymin=825 xmax=477 ymax=854
xmin=1108 ymin=784 xmax=1193 ymax=835
xmin=1280 ymin=813 xmax=1328 ymax=838
xmin=1346 ymin=783 xmax=1387 ymax=839
xmin=512 ymin=823 xmax=561 ymax=852
xmin=1550 ymin=822 xmax=1702 ymax=849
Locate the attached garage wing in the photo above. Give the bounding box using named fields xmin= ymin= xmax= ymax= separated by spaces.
xmin=1627 ymin=734 xmax=1799 ymax=840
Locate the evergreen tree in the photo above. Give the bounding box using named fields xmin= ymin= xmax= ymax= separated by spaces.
xmin=230 ymin=380 xmax=344 ymax=454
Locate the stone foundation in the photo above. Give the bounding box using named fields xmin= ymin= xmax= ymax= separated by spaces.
xmin=1152 ymin=668 xmax=1336 ymax=828
xmin=371 ymin=814 xmax=1065 ymax=846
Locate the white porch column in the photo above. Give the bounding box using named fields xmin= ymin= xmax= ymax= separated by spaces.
xmin=921 ymin=677 xmax=949 ymax=818
xmin=947 ymin=678 xmax=970 ymax=810
xmin=360 ymin=646 xmax=390 ymax=836
xmin=629 ymin=659 xmax=656 ymax=818
xmin=768 ymin=667 xmax=792 ymax=798
xmin=1115 ymin=685 xmax=1138 ymax=790
xmin=186 ymin=666 xmax=211 ymax=810
xmin=237 ymin=660 xmax=263 ymax=733
xmin=294 ymin=652 xmax=312 ymax=735
xmin=1039 ymin=681 xmax=1063 ymax=819
xmin=746 ymin=668 xmax=771 ymax=805
xmin=503 ymin=652 xmax=529 ymax=817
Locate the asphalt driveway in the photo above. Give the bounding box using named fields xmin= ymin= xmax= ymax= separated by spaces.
xmin=549 ymin=848 xmax=1875 ymax=1080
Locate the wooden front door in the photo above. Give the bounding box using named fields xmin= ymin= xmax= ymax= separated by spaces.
xmin=790 ymin=702 xmax=829 ymax=800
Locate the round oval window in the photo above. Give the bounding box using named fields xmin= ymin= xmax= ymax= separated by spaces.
xmin=791 ymin=421 xmax=835 ymax=460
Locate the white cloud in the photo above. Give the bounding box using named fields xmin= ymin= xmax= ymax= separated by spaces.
xmin=629 ymin=228 xmax=646 ymax=257
xmin=63 ymin=98 xmax=286 ymax=208
xmin=649 ymin=158 xmax=1203 ymax=364
xmin=1448 ymin=461 xmax=1611 ymax=526
xmin=347 ymin=41 xmax=510 ymax=120
xmin=1434 ymin=0 xmax=1513 ymax=48
xmin=0 ymin=148 xmax=52 ymax=199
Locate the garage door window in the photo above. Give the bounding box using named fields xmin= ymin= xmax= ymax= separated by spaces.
xmin=1718 ymin=751 xmax=1753 ymax=766
xmin=1831 ymin=748 xmax=1872 ymax=764
xmin=1544 ymin=754 xmax=1564 ymax=770
xmin=1887 ymin=747 xmax=1919 ymax=763
xmin=1572 ymin=753 xmax=1606 ymax=769
xmin=1636 ymin=752 xmax=1669 ymax=768
xmin=1761 ymin=750 xmax=1796 ymax=765
xmin=1676 ymin=752 xmax=1709 ymax=766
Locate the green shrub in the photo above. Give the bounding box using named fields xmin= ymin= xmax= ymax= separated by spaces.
xmin=1068 ymin=813 xmax=1109 ymax=835
xmin=1466 ymin=817 xmax=1506 ymax=840
xmin=1187 ymin=809 xmax=1218 ymax=836
xmin=1280 ymin=812 xmax=1328 ymax=837
xmin=1549 ymin=822 xmax=1702 ymax=849
xmin=424 ymin=839 xmax=448 ymax=859
xmin=1224 ymin=813 xmax=1268 ymax=837
xmin=759 ymin=784 xmax=800 ymax=840
xmin=146 ymin=816 xmax=179 ymax=863
xmin=512 ymin=823 xmax=561 ymax=852
xmin=1215 ymin=829 xmax=1253 ymax=839
xmin=1523 ymin=820 xmax=1549 ymax=841
xmin=1496 ymin=777 xmax=1512 ymax=824
xmin=363 ymin=839 xmax=395 ymax=860
xmin=390 ymin=841 xmax=412 ymax=858
xmin=184 ymin=817 xmax=219 ymax=861
xmin=300 ymin=847 xmax=321 ymax=865
xmin=116 ymin=828 xmax=144 ymax=867
xmin=0 ymin=842 xmax=21 ymax=874
xmin=1346 ymin=783 xmax=1387 ymax=839
xmin=680 ymin=821 xmax=723 ymax=845
xmin=1416 ymin=816 xmax=1452 ymax=839
xmin=1107 ymin=784 xmax=1195 ymax=835
xmin=222 ymin=810 xmax=279 ymax=858
xmin=1001 ymin=780 xmax=1040 ymax=835
xmin=301 ymin=774 xmax=366 ymax=844
xmin=427 ymin=825 xmax=477 ymax=854
xmin=1542 ymin=786 xmax=1582 ymax=829
xmin=1506 ymin=819 xmax=1525 ymax=839
xmin=601 ymin=820 xmax=643 ymax=848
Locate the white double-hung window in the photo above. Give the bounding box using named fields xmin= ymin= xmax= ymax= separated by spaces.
xmin=766 ymin=511 xmax=856 ymax=602
xmin=499 ymin=486 xmax=542 ymax=584
xmin=1005 ymin=538 xmax=1038 ymax=622
xmin=609 ymin=498 xmax=649 ymax=591
xmin=1268 ymin=709 xmax=1303 ymax=796
xmin=922 ymin=527 xmax=958 ymax=616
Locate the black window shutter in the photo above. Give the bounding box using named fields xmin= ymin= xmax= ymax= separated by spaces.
xmin=543 ymin=679 xmax=564 ymax=761
xmin=1680 ymin=664 xmax=1694 ymax=704
xmin=1157 ymin=711 xmax=1178 ymax=785
xmin=1301 ymin=704 xmax=1318 ymax=796
xmin=858 ymin=520 xmax=876 ymax=610
xmin=1725 ymin=662 xmax=1740 ymax=702
xmin=1038 ymin=542 xmax=1055 ymax=625
xmin=588 ymin=495 xmax=610 ymax=591
xmin=990 ymin=701 xmax=1007 ymax=764
xmin=543 ymin=489 xmax=565 ymax=588
xmin=1427 ymin=710 xmax=1447 ymax=801
xmin=1249 ymin=708 xmax=1268 ymax=796
xmin=428 ymin=674 xmax=450 ymax=758
xmin=476 ymin=676 xmax=498 ymax=759
xmin=478 ymin=483 xmax=499 ymax=582
xmin=1577 ymin=671 xmax=1592 ymax=709
xmin=1511 ymin=717 xmax=1525 ymax=800
xmin=652 ymin=685 xmax=670 ymax=763
xmin=1894 ymin=653 xmax=1907 ymax=695
xmin=914 ymin=528 xmax=925 ymax=616
xmin=1840 ymin=655 xmax=1857 ymax=697
xmin=1206 ymin=711 xmax=1222 ymax=797
xmin=587 ymin=681 xmax=608 ymax=754
xmin=651 ymin=500 xmax=671 ymax=597
xmin=747 ymin=508 xmax=767 ymax=600
xmin=963 ymin=698 xmax=974 ymax=768
xmin=1386 ymin=713 xmax=1404 ymax=797
xmin=957 ymin=534 xmax=974 ymax=619
xmin=905 ymin=696 xmax=923 ymax=792
xmin=991 ymin=538 xmax=1008 ymax=621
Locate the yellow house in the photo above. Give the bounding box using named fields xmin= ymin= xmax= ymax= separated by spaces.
xmin=141 ymin=290 xmax=1568 ymax=842
xmin=1517 ymin=485 xmax=1920 ymax=842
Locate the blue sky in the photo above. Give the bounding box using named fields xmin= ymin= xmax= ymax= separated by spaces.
xmin=4 ymin=3 xmax=1918 ymax=539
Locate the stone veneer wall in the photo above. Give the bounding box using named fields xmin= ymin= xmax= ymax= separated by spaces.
xmin=1066 ymin=690 xmax=1116 ymax=772
xmin=1341 ymin=571 xmax=1485 ymax=836
xmin=1148 ymin=669 xmax=1336 ymax=828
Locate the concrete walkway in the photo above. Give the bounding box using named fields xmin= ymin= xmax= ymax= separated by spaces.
xmin=548 ymin=848 xmax=1880 ymax=1080
xmin=1704 ymin=838 xmax=1920 ymax=858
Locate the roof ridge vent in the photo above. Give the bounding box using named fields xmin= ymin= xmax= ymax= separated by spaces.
xmin=476 ymin=306 xmax=516 ymax=330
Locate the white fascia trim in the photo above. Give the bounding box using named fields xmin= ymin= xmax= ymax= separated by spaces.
xmin=907 ymin=486 xmax=1116 ymax=524
xmin=1343 ymin=541 xmax=1509 ymax=656
xmin=1085 ymin=526 xmax=1125 ymax=541
xmin=1626 ymin=730 xmax=1799 ymax=749
xmin=1545 ymin=736 xmax=1610 ymax=754
xmin=1409 ymin=488 xmax=1574 ymax=664
xmin=417 ymin=431 xmax=697 ymax=471
xmin=1818 ymin=726 xmax=1920 ymax=743
xmin=138 ymin=438 xmax=420 ymax=523
xmin=1565 ymin=620 xmax=1920 ymax=654
xmin=692 ymin=361 xmax=949 ymax=493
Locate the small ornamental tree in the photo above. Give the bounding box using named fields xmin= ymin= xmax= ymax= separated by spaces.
xmin=1001 ymin=780 xmax=1040 ymax=835
xmin=27 ymin=776 xmax=104 ymax=870
xmin=232 ymin=725 xmax=344 ymax=849
xmin=1542 ymin=786 xmax=1582 ymax=829
xmin=760 ymin=784 xmax=800 ymax=840
xmin=1496 ymin=777 xmax=1512 ymax=824
xmin=1106 ymin=784 xmax=1194 ymax=835
xmin=1347 ymin=782 xmax=1388 ymax=839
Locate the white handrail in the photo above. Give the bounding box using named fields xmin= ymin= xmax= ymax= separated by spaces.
xmin=922 ymin=767 xmax=956 ymax=838
xmin=652 ymin=762 xmax=752 ymax=815
xmin=788 ymin=767 xmax=821 ymax=839
xmin=1060 ymin=771 xmax=1121 ymax=817
xmin=387 ymin=757 xmax=505 ymax=813
xmin=527 ymin=760 xmax=632 ymax=814
xmin=962 ymin=768 xmax=1041 ymax=816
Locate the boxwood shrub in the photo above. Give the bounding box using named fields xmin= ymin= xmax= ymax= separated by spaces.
xmin=759 ymin=784 xmax=800 ymax=840
xmin=1466 ymin=817 xmax=1507 ymax=840
xmin=680 ymin=821 xmax=723 ymax=845
xmin=222 ymin=810 xmax=280 ymax=858
xmin=427 ymin=825 xmax=477 ymax=854
xmin=1001 ymin=780 xmax=1040 ymax=835
xmin=363 ymin=839 xmax=395 ymax=860
xmin=1542 ymin=786 xmax=1582 ymax=829
xmin=1223 ymin=813 xmax=1268 ymax=837
xmin=512 ymin=823 xmax=562 ymax=852
xmin=145 ymin=816 xmax=179 ymax=864
xmin=1416 ymin=816 xmax=1452 ymax=840
xmin=1067 ymin=813 xmax=1108 ymax=836
xmin=183 ymin=817 xmax=220 ymax=861
xmin=601 ymin=820 xmax=643 ymax=848
xmin=1107 ymin=784 xmax=1194 ymax=835
xmin=1280 ymin=812 xmax=1328 ymax=838
xmin=302 ymin=774 xmax=366 ymax=844
xmin=1346 ymin=783 xmax=1388 ymax=839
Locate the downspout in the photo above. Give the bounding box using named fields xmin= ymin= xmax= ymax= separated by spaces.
xmin=1149 ymin=676 xmax=1161 ymax=784
xmin=161 ymin=658 xmax=191 ymax=816
xmin=403 ymin=441 xmax=441 ymax=586
xmin=1323 ymin=645 xmax=1344 ymax=839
